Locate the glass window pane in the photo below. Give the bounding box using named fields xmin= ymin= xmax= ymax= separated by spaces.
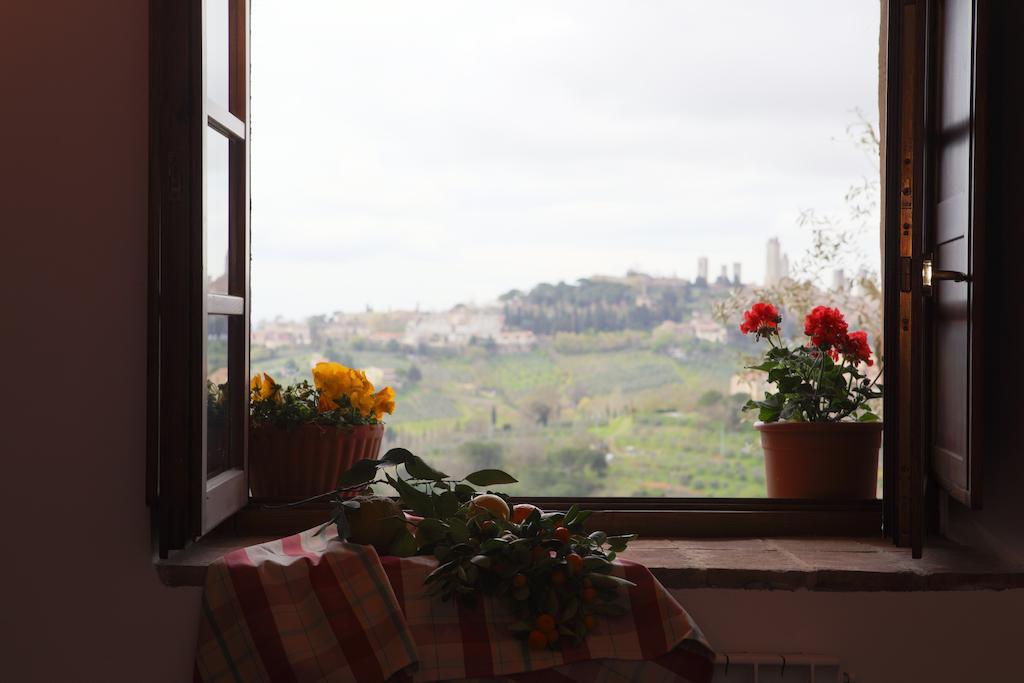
xmin=252 ymin=2 xmax=883 ymax=499
xmin=206 ymin=0 xmax=230 ymax=111
xmin=207 ymin=314 xmax=232 ymax=477
xmin=206 ymin=126 xmax=230 ymax=294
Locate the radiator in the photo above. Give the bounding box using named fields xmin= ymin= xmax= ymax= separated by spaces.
xmin=714 ymin=653 xmax=845 ymax=682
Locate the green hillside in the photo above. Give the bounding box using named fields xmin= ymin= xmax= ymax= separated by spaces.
xmin=251 ymin=332 xmax=769 ymax=498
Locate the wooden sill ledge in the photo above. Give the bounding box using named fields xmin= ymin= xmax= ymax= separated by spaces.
xmin=157 ymin=535 xmax=1024 ymax=591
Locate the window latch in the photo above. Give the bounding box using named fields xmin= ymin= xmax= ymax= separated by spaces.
xmin=922 ymin=255 xmax=969 ymax=294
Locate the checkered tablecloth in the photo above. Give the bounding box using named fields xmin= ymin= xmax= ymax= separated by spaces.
xmin=195 ymin=528 xmax=714 ymax=683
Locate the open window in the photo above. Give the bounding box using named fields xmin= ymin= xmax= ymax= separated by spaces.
xmin=149 ymin=0 xmax=997 ymax=557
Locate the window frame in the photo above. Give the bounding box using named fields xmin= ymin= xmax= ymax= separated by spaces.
xmin=150 ymin=0 xmax=917 ymax=556
xmin=149 ymin=0 xmax=251 ymax=556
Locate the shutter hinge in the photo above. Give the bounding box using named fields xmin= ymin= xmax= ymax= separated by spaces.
xmin=899 ymin=257 xmax=913 ymax=292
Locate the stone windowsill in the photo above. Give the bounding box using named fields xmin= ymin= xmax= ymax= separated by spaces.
xmin=157 ymin=535 xmax=1024 ymax=591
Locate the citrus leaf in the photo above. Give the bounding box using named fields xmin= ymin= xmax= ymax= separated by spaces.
xmin=424 ymin=560 xmax=457 ymax=584
xmin=386 ymin=472 xmax=435 ymax=518
xmin=436 ymin=491 xmax=460 ymax=519
xmin=338 ymin=459 xmax=381 ymax=487
xmin=404 ymin=454 xmax=449 ymax=481
xmin=454 ymin=483 xmax=477 ymax=501
xmin=464 ymin=469 xmax=518 ymax=486
xmin=379 ymin=447 xmax=413 ymax=467
xmin=387 ymin=529 xmax=417 ymax=557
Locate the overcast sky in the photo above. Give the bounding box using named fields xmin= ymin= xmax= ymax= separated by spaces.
xmin=249 ymin=1 xmax=881 ymax=321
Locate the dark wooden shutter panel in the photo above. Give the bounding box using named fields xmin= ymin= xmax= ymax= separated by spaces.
xmin=149 ymin=0 xmax=251 ymax=556
xmin=926 ymin=0 xmax=987 ymax=509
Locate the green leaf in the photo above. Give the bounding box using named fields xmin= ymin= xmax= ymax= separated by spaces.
xmin=436 ymin=491 xmax=460 ymax=519
xmin=378 ymin=448 xmax=413 ymax=467
xmin=338 ymin=459 xmax=381 ymax=487
xmin=573 ymin=510 xmax=593 ymax=528
xmin=582 ymin=556 xmax=613 ymax=571
xmin=470 ymin=554 xmax=492 ymax=569
xmin=563 ymin=503 xmax=580 ymax=527
xmin=334 ymin=508 xmax=350 ymax=540
xmin=341 ymin=500 xmax=361 ymax=509
xmin=606 ymin=534 xmax=637 ymax=552
xmin=480 ymin=537 xmax=510 ymax=553
xmin=588 ymin=573 xmax=637 ymax=589
xmin=447 ymin=518 xmax=470 ymax=543
xmin=424 ymin=560 xmax=457 ymax=584
xmin=858 ymin=411 xmax=880 ymax=422
xmin=404 ymin=454 xmax=449 ymax=481
xmin=387 ymin=529 xmax=417 ymax=557
xmin=415 ymin=517 xmax=450 ymax=544
xmin=464 ymin=469 xmax=518 ymax=486
xmin=453 ymin=483 xmax=477 ymax=502
xmin=386 ymin=472 xmax=435 ymax=518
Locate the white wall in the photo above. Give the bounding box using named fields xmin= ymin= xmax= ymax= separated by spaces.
xmin=1 ymin=2 xmax=201 ymax=681
xmin=2 ymin=2 xmax=1021 ymax=682
xmin=676 ymin=588 xmax=1024 ymax=682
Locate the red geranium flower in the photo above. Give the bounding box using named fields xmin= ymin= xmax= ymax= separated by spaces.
xmin=841 ymin=330 xmax=874 ymax=366
xmin=803 ymin=306 xmax=848 ymax=349
xmin=739 ymin=302 xmax=781 ymax=338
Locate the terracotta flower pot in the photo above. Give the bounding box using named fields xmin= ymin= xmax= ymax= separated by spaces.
xmin=756 ymin=421 xmax=882 ymax=499
xmin=249 ymin=423 xmax=384 ymax=499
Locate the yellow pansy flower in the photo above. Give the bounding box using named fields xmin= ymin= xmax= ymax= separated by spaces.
xmin=349 ymin=389 xmax=376 ymax=417
xmin=250 ymin=372 xmax=279 ymax=403
xmin=372 ymin=386 xmax=396 ymax=419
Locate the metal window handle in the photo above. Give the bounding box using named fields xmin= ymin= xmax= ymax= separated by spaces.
xmin=922 ymin=257 xmax=970 ymax=288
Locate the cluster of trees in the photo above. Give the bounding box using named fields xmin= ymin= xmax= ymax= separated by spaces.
xmin=501 ymin=277 xmax=701 ymax=335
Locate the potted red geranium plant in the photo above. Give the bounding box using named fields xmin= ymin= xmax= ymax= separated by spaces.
xmin=740 ymin=302 xmax=882 ymax=498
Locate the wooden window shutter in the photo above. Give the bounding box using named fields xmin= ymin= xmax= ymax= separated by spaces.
xmin=884 ymin=0 xmax=991 ymax=556
xmin=149 ymin=0 xmax=251 ymax=557
xmin=923 ymin=0 xmax=988 ymax=511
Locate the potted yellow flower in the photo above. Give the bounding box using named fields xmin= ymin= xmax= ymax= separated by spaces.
xmin=248 ymin=362 xmax=396 ymax=499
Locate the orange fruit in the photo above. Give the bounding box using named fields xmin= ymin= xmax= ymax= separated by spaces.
xmin=554 ymin=527 xmax=571 ymax=543
xmin=582 ymin=587 xmax=597 ymax=602
xmin=528 ymin=629 xmax=548 ymax=650
xmin=566 ymin=553 xmax=583 ymax=572
xmin=584 ymin=615 xmax=597 ymax=630
xmin=546 ymin=629 xmax=559 ymax=645
xmin=511 ymin=503 xmax=541 ymax=524
xmin=535 ymin=614 xmax=556 ymax=633
xmin=513 ymin=574 xmax=528 ymax=588
xmin=550 ymin=570 xmax=566 ymax=586
xmin=468 ymin=494 xmax=510 ymax=521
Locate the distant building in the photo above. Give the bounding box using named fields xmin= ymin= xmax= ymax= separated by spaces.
xmin=832 ymin=268 xmax=847 ymax=292
xmin=403 ymin=308 xmax=503 ymax=348
xmin=692 ymin=314 xmax=727 ymax=344
xmin=696 ymin=257 xmax=709 ymax=286
xmin=252 ymin=318 xmax=311 ymax=348
xmin=715 ymin=265 xmax=731 ymax=286
xmin=732 ymin=262 xmax=742 ymax=286
xmin=495 ymin=330 xmax=538 ymax=352
xmin=765 ymin=237 xmax=791 ymax=286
